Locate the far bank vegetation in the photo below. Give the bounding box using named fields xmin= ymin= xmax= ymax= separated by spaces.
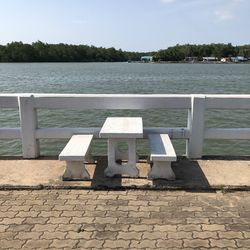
xmin=0 ymin=41 xmax=249 ymax=62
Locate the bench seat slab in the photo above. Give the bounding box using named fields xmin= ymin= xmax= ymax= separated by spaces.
xmin=148 ymin=133 xmax=176 ymax=180
xmin=59 ymin=134 xmax=93 ymax=180
xmin=149 ymin=134 xmax=177 ymax=161
xmin=59 ymin=135 xmax=93 ymax=161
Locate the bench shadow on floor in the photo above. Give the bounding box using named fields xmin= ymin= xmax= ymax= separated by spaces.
xmin=153 ymin=158 xmax=212 ymax=190
xmin=90 ymin=156 xmax=122 ymax=189
xmin=89 ymin=156 xmax=213 ymax=190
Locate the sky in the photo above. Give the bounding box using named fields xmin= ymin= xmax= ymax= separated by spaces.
xmin=0 ymin=0 xmax=249 ymax=52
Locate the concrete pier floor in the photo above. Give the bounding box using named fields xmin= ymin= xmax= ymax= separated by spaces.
xmin=1 ymin=156 xmax=250 ymax=249
xmin=0 ymin=156 xmax=250 ymax=190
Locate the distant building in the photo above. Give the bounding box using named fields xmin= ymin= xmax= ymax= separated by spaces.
xmin=141 ymin=56 xmax=153 ymax=62
xmin=221 ymin=57 xmax=230 ymax=63
xmin=231 ymin=56 xmax=248 ymax=62
xmin=203 ymin=57 xmax=218 ymax=62
xmin=185 ymin=57 xmax=198 ymax=62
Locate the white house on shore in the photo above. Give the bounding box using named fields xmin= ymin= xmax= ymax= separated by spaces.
xmin=203 ymin=57 xmax=218 ymax=62
xmin=141 ymin=56 xmax=153 ymax=62
xmin=231 ymin=56 xmax=248 ymax=62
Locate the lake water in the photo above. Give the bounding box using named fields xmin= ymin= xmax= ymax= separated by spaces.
xmin=0 ymin=62 xmax=250 ymax=156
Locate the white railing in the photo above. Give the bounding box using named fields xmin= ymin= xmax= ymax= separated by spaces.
xmin=1 ymin=94 xmax=250 ymax=159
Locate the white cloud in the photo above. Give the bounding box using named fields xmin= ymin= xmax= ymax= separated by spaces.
xmin=232 ymin=0 xmax=245 ymax=3
xmin=160 ymin=0 xmax=176 ymax=4
xmin=213 ymin=0 xmax=246 ymax=22
xmin=214 ymin=10 xmax=234 ymax=21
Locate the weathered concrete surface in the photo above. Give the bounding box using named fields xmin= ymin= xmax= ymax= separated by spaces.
xmin=0 ymin=156 xmax=250 ymax=190
xmin=0 ymin=189 xmax=250 ymax=249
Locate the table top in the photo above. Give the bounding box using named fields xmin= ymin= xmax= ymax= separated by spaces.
xmin=99 ymin=117 xmax=143 ymax=139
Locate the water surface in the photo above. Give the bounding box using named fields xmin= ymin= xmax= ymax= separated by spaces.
xmin=0 ymin=63 xmax=250 ymax=156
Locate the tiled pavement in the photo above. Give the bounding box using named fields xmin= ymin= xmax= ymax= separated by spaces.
xmin=1 ymin=190 xmax=250 ymax=249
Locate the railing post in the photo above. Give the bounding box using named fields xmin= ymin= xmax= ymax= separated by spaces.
xmin=186 ymin=95 xmax=205 ymax=158
xmin=18 ymin=95 xmax=40 ymax=158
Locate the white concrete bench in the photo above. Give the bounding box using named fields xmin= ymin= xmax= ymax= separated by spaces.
xmin=59 ymin=135 xmax=93 ymax=180
xmin=148 ymin=134 xmax=177 ymax=180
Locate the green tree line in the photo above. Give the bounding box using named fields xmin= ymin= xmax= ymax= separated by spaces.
xmin=0 ymin=41 xmax=249 ymax=62
xmin=0 ymin=41 xmax=145 ymax=62
xmin=155 ymin=43 xmax=250 ymax=61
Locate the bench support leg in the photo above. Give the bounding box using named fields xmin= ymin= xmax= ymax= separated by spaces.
xmin=105 ymin=138 xmax=139 ymax=177
xmin=148 ymin=161 xmax=175 ymax=180
xmin=63 ymin=161 xmax=90 ymax=181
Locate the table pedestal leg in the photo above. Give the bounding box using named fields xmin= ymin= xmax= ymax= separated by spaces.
xmin=115 ymin=141 xmax=139 ymax=162
xmin=104 ymin=138 xmax=139 ymax=177
xmin=114 ymin=140 xmax=128 ymax=161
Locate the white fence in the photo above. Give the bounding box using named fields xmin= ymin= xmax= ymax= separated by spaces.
xmin=1 ymin=94 xmax=250 ymax=159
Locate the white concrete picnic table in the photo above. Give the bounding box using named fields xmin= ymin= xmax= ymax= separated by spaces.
xmin=99 ymin=117 xmax=143 ymax=177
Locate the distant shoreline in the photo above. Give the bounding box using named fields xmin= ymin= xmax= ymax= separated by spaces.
xmin=129 ymin=61 xmax=250 ymax=64
xmin=1 ymin=61 xmax=250 ymax=64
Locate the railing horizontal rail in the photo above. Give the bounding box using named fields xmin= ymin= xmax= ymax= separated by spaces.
xmin=35 ymin=127 xmax=189 ymax=139
xmin=143 ymin=128 xmax=189 ymax=139
xmin=0 ymin=128 xmax=21 ymax=139
xmin=205 ymin=95 xmax=250 ymax=109
xmin=33 ymin=94 xmax=191 ymax=109
xmin=35 ymin=128 xmax=101 ymax=139
xmin=204 ymin=128 xmax=250 ymax=140
xmin=2 ymin=94 xmax=250 ymax=109
xmin=0 ymin=96 xmax=19 ymax=108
